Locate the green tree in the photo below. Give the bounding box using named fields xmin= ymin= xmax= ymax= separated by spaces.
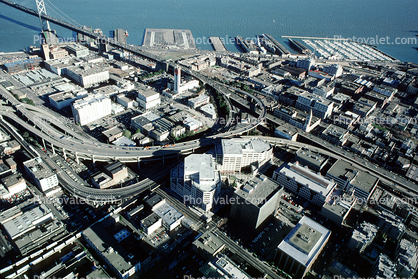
xmin=23 ymin=131 xmax=29 ymax=138
xmin=123 ymin=130 xmax=131 ymax=139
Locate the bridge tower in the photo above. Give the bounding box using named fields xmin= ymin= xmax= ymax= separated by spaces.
xmin=35 ymin=0 xmax=57 ymax=44
xmin=35 ymin=0 xmax=51 ymax=32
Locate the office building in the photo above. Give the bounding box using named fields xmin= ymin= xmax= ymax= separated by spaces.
xmin=275 ymin=216 xmax=331 ymax=278
xmin=326 ymin=159 xmax=379 ymax=202
xmin=23 ymin=157 xmax=58 ymax=192
xmin=104 ymin=161 xmax=128 ymax=185
xmin=71 ymin=94 xmax=111 ymax=125
xmin=171 ymin=154 xmax=221 ymax=211
xmin=348 ymin=222 xmax=378 ymax=253
xmin=0 ymin=140 xmax=21 ymax=155
xmin=275 ymin=124 xmax=299 ymax=140
xmin=321 ymin=124 xmax=350 ymax=146
xmin=352 ymin=98 xmax=377 ymax=118
xmin=295 ymin=148 xmax=329 ymax=172
xmin=4 ymin=57 xmax=42 ymax=73
xmin=230 ymin=174 xmax=283 ymax=230
xmin=295 ymin=92 xmax=334 ymax=119
xmin=371 ymin=254 xmax=397 ymax=279
xmin=116 ymin=94 xmax=134 ymax=108
xmin=83 ymin=223 xmax=141 ymax=279
xmin=65 ymin=44 xmax=89 ymax=58
xmin=1 ymin=173 xmax=27 ymax=198
xmin=312 ymin=84 xmax=335 ymax=98
xmin=193 ymin=231 xmax=225 ymax=260
xmin=152 ymin=200 xmax=184 ymax=231
xmin=183 ymin=117 xmax=202 ymax=131
xmin=136 ymin=90 xmax=161 ymax=110
xmin=322 ymin=64 xmax=343 ymax=77
xmin=396 ymin=239 xmax=418 ymax=278
xmin=127 ymin=205 xmax=144 ymax=219
xmin=202 ymin=254 xmax=251 ymax=279
xmin=102 ymin=126 xmax=124 ymax=143
xmin=320 ymin=193 xmax=356 ymax=226
xmin=5 ymin=157 xmax=17 ymax=170
xmin=200 ymin=104 xmax=217 ymax=120
xmin=92 ymin=172 xmax=113 ymax=189
xmin=215 ymin=138 xmax=273 ymax=174
xmin=66 ymin=64 xmax=109 ymax=88
xmin=377 ymin=210 xmax=405 ymax=241
xmin=49 ymin=90 xmax=87 ymax=110
xmin=188 ymin=94 xmax=209 ymax=109
xmin=273 ymin=162 xmax=336 ymax=207
xmin=273 ymin=106 xmax=321 ymax=133
xmin=2 ymin=203 xmax=54 ymax=240
xmin=140 ymin=213 xmax=162 ymax=235
xmin=296 ymin=58 xmax=315 ymax=70
xmin=144 ymin=194 xmax=165 ymax=211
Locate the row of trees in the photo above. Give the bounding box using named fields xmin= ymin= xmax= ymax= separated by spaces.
xmin=138 ymin=69 xmax=165 ymax=80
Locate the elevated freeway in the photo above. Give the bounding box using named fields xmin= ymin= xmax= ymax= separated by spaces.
xmin=0 ymin=117 xmax=174 ymax=203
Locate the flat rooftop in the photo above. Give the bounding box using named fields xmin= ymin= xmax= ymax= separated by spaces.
xmin=235 ymin=175 xmax=281 ymax=207
xmin=296 ymin=148 xmax=328 ymax=167
xmin=153 ymin=200 xmax=183 ymax=226
xmin=327 ymin=159 xmax=358 ymax=181
xmin=23 ymin=157 xmax=55 ymax=180
xmin=279 ymin=163 xmax=336 ymax=195
xmin=2 ymin=173 xmax=25 ymax=189
xmin=142 ymin=28 xmax=196 ymax=49
xmin=193 ymin=231 xmax=225 ymax=255
xmin=102 ymin=126 xmax=123 ymax=139
xmin=138 ymin=89 xmax=159 ymax=98
xmin=49 ymin=91 xmax=77 ymax=102
xmin=278 ymin=216 xmax=330 ymax=266
xmin=221 ymin=138 xmax=271 ymax=155
xmin=141 ymin=212 xmax=161 ymax=228
xmin=83 ymin=223 xmax=133 ymax=274
xmin=72 ymin=94 xmax=109 ymax=110
xmin=349 ymin=171 xmax=378 ymax=193
xmin=67 ymin=64 xmax=109 ymax=77
xmin=3 ymin=203 xmax=52 ymax=239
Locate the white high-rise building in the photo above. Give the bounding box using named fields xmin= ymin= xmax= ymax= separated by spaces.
xmin=215 ymin=139 xmax=273 ymax=174
xmin=170 ymin=154 xmax=221 ymax=211
xmin=71 ymin=94 xmax=111 ymax=125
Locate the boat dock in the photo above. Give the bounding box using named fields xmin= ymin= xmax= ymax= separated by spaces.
xmin=263 ymin=34 xmax=290 ymax=56
xmin=288 ymin=38 xmax=311 ymax=54
xmin=209 ymin=37 xmax=227 ymax=52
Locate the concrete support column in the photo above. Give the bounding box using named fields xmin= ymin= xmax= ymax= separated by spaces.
xmin=137 ymin=157 xmax=140 ymax=170
xmin=63 ymin=148 xmax=66 ymax=160
xmin=51 ymin=143 xmax=55 ymax=155
xmin=92 ymin=155 xmax=95 ymax=164
xmin=75 ymin=152 xmax=79 ymax=164
xmin=42 ymin=138 xmax=46 ymax=150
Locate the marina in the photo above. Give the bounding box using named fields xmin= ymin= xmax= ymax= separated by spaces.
xmin=302 ymin=39 xmax=396 ymax=61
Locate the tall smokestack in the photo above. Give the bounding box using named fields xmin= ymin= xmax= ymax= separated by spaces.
xmin=174 ymin=67 xmax=181 ymax=93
